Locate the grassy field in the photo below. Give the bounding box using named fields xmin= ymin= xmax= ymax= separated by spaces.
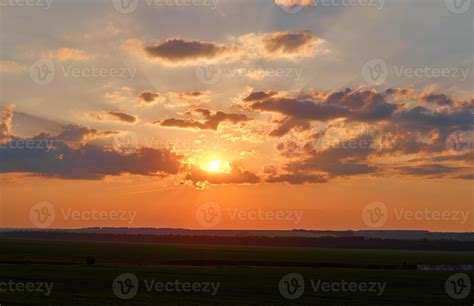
xmin=0 ymin=239 xmax=472 ymax=305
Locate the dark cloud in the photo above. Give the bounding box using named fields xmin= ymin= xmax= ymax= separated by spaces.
xmin=156 ymin=109 xmax=250 ymax=131
xmin=395 ymin=106 xmax=473 ymax=130
xmin=145 ymin=39 xmax=238 ymax=64
xmin=420 ymin=93 xmax=454 ymax=106
xmin=55 ymin=124 xmax=115 ymax=142
xmin=0 ymin=126 xmax=182 ymax=180
xmin=107 ymin=111 xmax=137 ymax=123
xmin=246 ymin=88 xmax=395 ymax=136
xmin=397 ymin=164 xmax=466 ymax=178
xmin=243 ymin=91 xmax=278 ymax=102
xmin=455 ymin=173 xmax=474 ymax=180
xmin=186 ymin=163 xmax=260 ymax=187
xmin=139 ymin=92 xmax=163 ymax=104
xmin=245 ymin=88 xmax=472 ymax=137
xmin=266 ymin=173 xmax=327 ymax=184
xmin=262 ymin=32 xmax=320 ymax=56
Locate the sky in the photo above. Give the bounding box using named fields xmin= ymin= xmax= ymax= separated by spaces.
xmin=0 ymin=0 xmax=473 ymax=231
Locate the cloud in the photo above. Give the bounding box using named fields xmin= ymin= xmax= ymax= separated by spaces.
xmin=185 ymin=163 xmax=260 ymax=187
xmin=0 ymin=61 xmax=26 ymax=74
xmin=143 ymin=38 xmax=240 ymax=65
xmin=47 ymin=48 xmax=91 ymax=62
xmin=168 ymin=91 xmax=211 ymax=107
xmin=239 ymin=32 xmax=323 ymax=60
xmin=243 ymin=91 xmax=279 ymax=102
xmin=455 ymin=173 xmax=474 ymax=180
xmin=106 ymin=111 xmax=137 ymax=123
xmin=0 ymin=104 xmax=15 ymax=144
xmin=266 ymin=172 xmax=327 ymax=184
xmin=125 ymin=32 xmax=324 ymax=65
xmin=0 ymin=125 xmax=181 ymax=180
xmin=260 ymin=32 xmax=321 ymax=59
xmin=90 ymin=111 xmax=138 ymax=124
xmin=398 ymin=164 xmax=467 ymax=178
xmin=138 ymin=92 xmax=165 ymax=105
xmin=244 ymin=88 xmax=472 ymax=137
xmin=420 ymin=93 xmax=454 ymax=106
xmin=275 ymin=0 xmax=315 ymax=8
xmin=248 ymin=87 xmax=473 ymax=184
xmin=55 ymin=124 xmax=116 ymax=143
xmin=156 ymin=109 xmax=250 ymax=131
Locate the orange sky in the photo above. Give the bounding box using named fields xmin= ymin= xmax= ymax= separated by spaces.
xmin=0 ymin=0 xmax=472 ymax=232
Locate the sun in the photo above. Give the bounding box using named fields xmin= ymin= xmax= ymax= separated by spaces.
xmin=207 ymin=160 xmax=222 ymax=172
xmin=204 ymin=159 xmax=231 ymax=173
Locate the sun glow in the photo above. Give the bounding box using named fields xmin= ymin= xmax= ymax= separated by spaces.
xmin=205 ymin=159 xmax=231 ymax=173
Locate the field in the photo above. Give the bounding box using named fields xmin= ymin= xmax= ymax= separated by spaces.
xmin=0 ymin=239 xmax=472 ymax=305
